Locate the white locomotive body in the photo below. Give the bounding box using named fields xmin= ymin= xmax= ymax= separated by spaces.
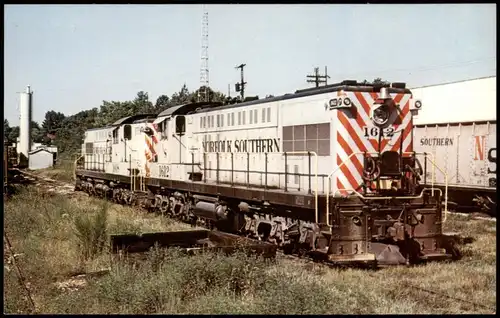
xmin=88 ymin=83 xmax=417 ymax=196
xmin=76 ymin=80 xmax=455 ymax=266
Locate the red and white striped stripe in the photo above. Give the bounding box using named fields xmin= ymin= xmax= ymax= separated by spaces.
xmin=144 ymin=122 xmax=160 ymax=177
xmin=335 ymin=91 xmax=413 ymax=194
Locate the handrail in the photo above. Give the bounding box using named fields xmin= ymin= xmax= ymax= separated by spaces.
xmin=73 ymin=155 xmax=84 ymax=181
xmin=130 ymin=167 xmax=147 ymax=192
xmin=422 ymin=156 xmax=448 ymax=223
xmin=326 ymin=152 xmax=378 ymax=226
xmin=283 ymin=151 xmax=319 ymax=223
xmin=407 ymin=151 xmax=435 ymax=195
xmin=332 ymin=187 xmax=448 ymax=224
xmin=202 ymin=151 xmax=319 ymax=224
xmin=332 ymin=187 xmax=442 ymax=200
xmin=404 ymin=151 xmax=449 ymax=223
xmin=130 ymin=171 xmax=134 ymax=191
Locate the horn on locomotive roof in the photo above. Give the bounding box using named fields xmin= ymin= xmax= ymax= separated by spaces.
xmin=379 ymin=87 xmax=391 ymax=100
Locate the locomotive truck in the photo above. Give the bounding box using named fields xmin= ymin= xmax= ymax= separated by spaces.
xmin=74 ymin=80 xmax=455 ymax=266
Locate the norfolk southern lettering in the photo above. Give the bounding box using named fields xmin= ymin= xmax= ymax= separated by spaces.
xmin=202 ymin=138 xmax=280 ymax=153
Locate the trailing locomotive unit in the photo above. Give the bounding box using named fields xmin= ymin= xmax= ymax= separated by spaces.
xmin=75 ymin=80 xmax=454 ymax=266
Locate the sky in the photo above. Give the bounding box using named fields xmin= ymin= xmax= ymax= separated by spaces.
xmin=4 ymin=4 xmax=496 ymax=126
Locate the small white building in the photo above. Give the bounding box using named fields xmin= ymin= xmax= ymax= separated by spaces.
xmin=15 ymin=140 xmax=58 ymax=154
xmin=28 ymin=148 xmax=55 ymax=170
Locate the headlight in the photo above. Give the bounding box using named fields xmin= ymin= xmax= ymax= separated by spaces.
xmin=372 ymin=105 xmax=390 ymax=126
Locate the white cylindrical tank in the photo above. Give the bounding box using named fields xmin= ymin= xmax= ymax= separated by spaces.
xmin=18 ymin=85 xmax=33 ymax=162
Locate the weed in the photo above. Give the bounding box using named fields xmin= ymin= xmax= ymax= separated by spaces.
xmin=30 ymin=159 xmax=75 ymax=182
xmin=73 ymin=203 xmax=109 ymax=261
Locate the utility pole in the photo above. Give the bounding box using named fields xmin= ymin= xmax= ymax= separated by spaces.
xmin=198 ymin=8 xmax=209 ymax=102
xmin=235 ymin=63 xmax=247 ymax=100
xmin=324 ymin=66 xmax=329 ymax=85
xmin=306 ymin=66 xmax=330 ymax=88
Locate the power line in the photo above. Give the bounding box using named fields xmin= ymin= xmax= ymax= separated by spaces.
xmin=336 ymin=56 xmax=496 ymax=80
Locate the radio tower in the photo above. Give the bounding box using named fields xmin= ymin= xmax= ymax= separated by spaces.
xmin=199 ymin=7 xmax=209 ymax=102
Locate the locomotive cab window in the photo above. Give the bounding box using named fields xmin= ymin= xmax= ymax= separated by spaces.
xmin=123 ymin=125 xmax=132 ymax=140
xmin=160 ymin=119 xmax=169 ymax=139
xmin=175 ymin=116 xmax=186 ymax=136
xmin=112 ymin=128 xmax=119 ymax=144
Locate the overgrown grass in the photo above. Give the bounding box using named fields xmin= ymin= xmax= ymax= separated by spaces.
xmin=73 ymin=203 xmax=109 ymax=261
xmin=29 ymin=158 xmax=75 ymax=182
xmin=3 ymin=186 xmax=497 ymax=314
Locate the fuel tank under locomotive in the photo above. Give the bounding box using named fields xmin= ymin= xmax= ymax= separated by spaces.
xmin=192 ymin=199 xmax=244 ymax=232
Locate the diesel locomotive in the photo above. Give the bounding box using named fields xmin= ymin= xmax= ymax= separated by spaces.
xmin=75 ymin=80 xmax=454 ymax=266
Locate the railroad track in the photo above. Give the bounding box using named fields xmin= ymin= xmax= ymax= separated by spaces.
xmin=12 ymin=169 xmax=82 ymax=197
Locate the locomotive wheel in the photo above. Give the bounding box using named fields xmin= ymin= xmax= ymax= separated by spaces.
xmin=159 ymin=198 xmax=169 ymax=215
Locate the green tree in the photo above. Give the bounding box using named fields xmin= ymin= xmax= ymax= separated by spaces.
xmin=30 ymin=121 xmax=45 ymax=143
xmin=55 ymin=108 xmax=99 ymax=155
xmin=372 ymin=77 xmax=389 ymax=85
xmin=37 ymin=84 xmax=229 ymax=158
xmin=41 ymin=111 xmax=66 ymax=145
xmin=361 ymin=77 xmax=389 ymax=85
xmin=4 ymin=119 xmax=12 ymax=142
xmin=42 ymin=111 xmax=66 ymax=133
xmin=169 ymin=84 xmax=192 ymax=106
xmin=154 ymin=94 xmax=170 ymax=113
xmin=95 ymin=101 xmax=131 ymax=127
xmin=133 ymin=91 xmax=155 ymax=114
xmin=192 ymin=86 xmax=227 ymax=103
xmin=7 ymin=126 xmax=20 ymax=145
xmin=4 ymin=120 xmax=20 ymax=144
